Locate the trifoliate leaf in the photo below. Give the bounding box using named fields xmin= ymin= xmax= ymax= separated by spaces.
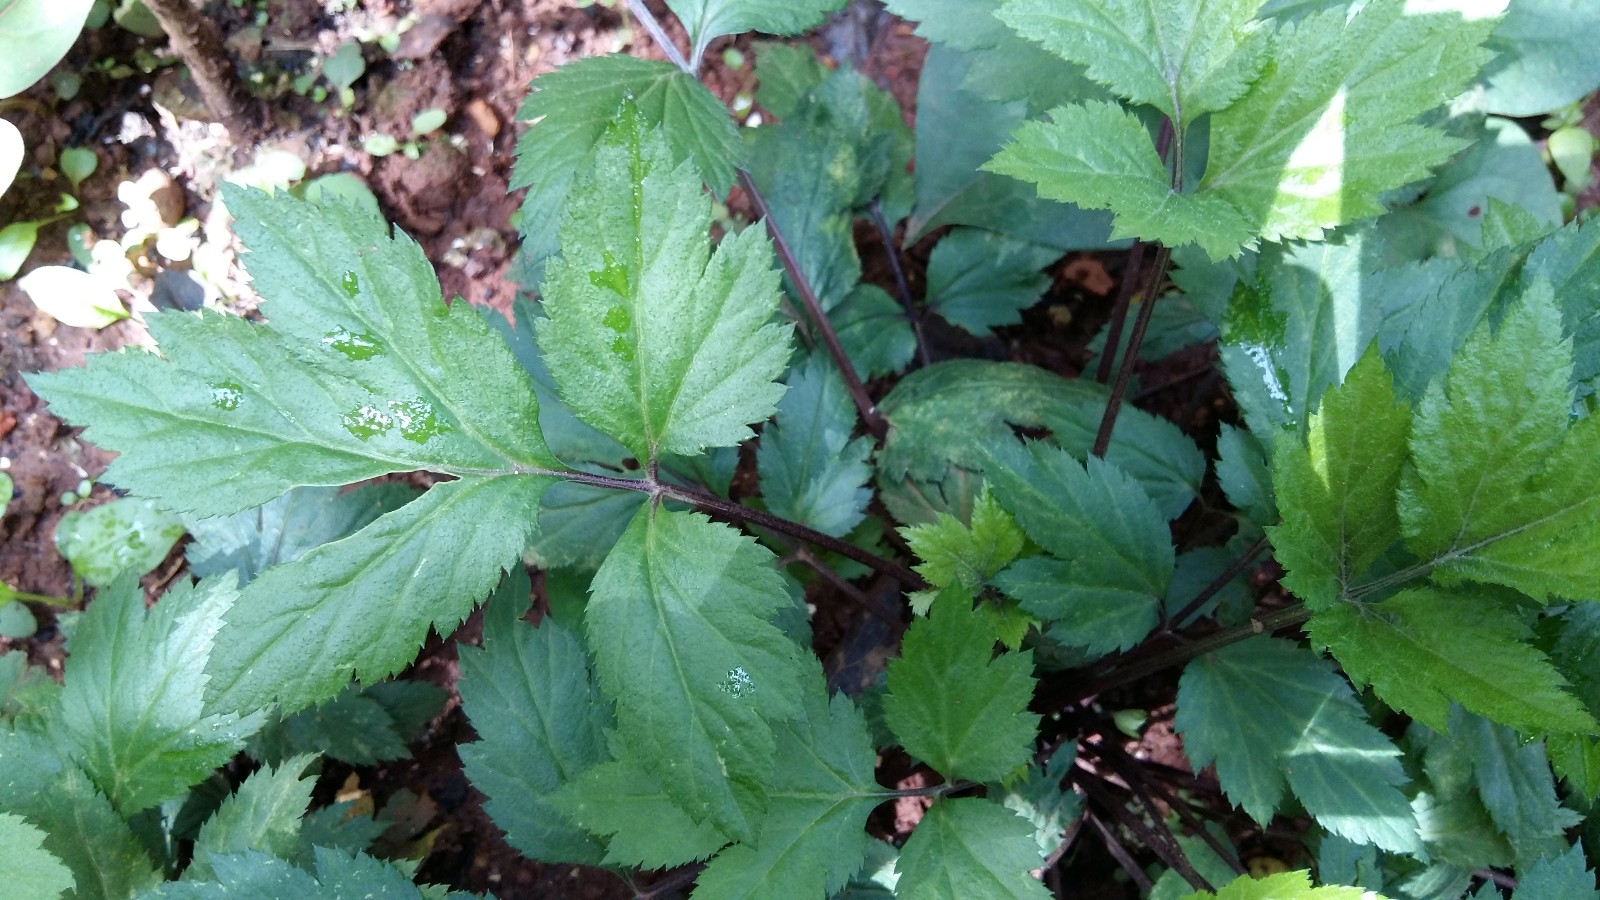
xmin=28 ymin=187 xmax=558 ymax=517
xmin=187 ymin=754 xmax=316 ymax=881
xmin=458 ymin=567 xmax=608 ymax=866
xmin=924 ymin=228 xmax=1056 ymax=336
xmin=985 ymin=101 xmax=1252 ymax=260
xmin=1399 ymin=282 xmax=1600 ymax=600
xmin=584 ymin=507 xmax=806 ymax=839
xmin=513 ymin=54 xmax=742 ymax=262
xmin=1309 ymin=587 xmax=1596 ymax=735
xmin=538 ymin=108 xmax=791 ymax=463
xmin=205 ymin=474 xmax=552 ymax=714
xmin=893 ymin=799 xmax=1050 ymax=899
xmin=1180 ymin=870 xmax=1375 ymax=900
xmin=1175 ymin=637 xmax=1419 ymax=853
xmin=995 ymin=0 xmax=1270 ymax=122
xmin=693 ymin=666 xmax=882 ymax=899
xmin=551 ymin=756 xmax=730 ymax=868
xmin=1450 ymin=708 xmax=1579 ymax=866
xmin=184 ymin=483 xmax=418 ymax=585
xmin=55 ymin=573 xmax=261 ymax=814
xmin=757 ymin=354 xmax=873 ymax=538
xmin=0 ymin=812 xmax=73 ymax=899
xmin=883 ymin=598 xmax=1038 ymax=783
xmin=1200 ymin=0 xmax=1499 ymax=245
xmin=902 ymin=487 xmax=1025 ymax=596
xmin=1513 ymin=842 xmax=1600 ymax=900
xmin=1269 ymin=347 xmax=1409 ymax=611
xmin=984 ymin=441 xmax=1172 ymax=651
xmin=666 ymin=0 xmax=847 ymax=63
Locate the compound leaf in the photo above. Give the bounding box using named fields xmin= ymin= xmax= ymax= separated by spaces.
xmin=1181 ymin=870 xmax=1372 ymax=900
xmin=666 ymin=0 xmax=847 ymax=63
xmin=924 ymin=228 xmax=1057 ymax=336
xmin=883 ymin=598 xmax=1038 ymax=783
xmin=55 ymin=574 xmax=260 ymax=815
xmin=205 ymin=474 xmax=552 ymax=714
xmin=995 ymin=0 xmax=1270 ymax=122
xmin=187 ymin=755 xmax=316 ymax=881
xmin=985 ymin=101 xmax=1252 ymax=260
xmin=1452 ymin=709 xmax=1579 ymax=866
xmin=458 ymin=568 xmax=609 ymax=866
xmin=1270 ymin=347 xmax=1410 ymax=611
xmin=149 ymin=847 xmax=434 ymax=899
xmin=1200 ymin=0 xmax=1498 ymax=244
xmin=902 ymin=487 xmax=1026 ymax=597
xmin=585 ymin=507 xmax=806 ymax=839
xmin=757 ymin=355 xmax=873 ymax=538
xmin=894 ymin=799 xmax=1050 ymax=899
xmin=1176 ymin=637 xmax=1419 ymax=853
xmin=1309 ymin=587 xmax=1595 ymax=735
xmin=538 ymin=108 xmax=791 ymax=463
xmin=0 ymin=812 xmax=73 ymax=900
xmin=551 ymin=756 xmax=730 ymax=868
xmin=1513 ymin=842 xmax=1600 ymax=900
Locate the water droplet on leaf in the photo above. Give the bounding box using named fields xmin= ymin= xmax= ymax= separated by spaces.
xmin=718 ymin=667 xmax=755 ymax=699
xmin=602 ymin=305 xmax=631 ymax=333
xmin=341 ymin=404 xmax=393 ymax=440
xmin=322 ymin=326 xmax=384 ymax=360
xmin=386 ymin=398 xmax=453 ymax=444
xmin=341 ymin=271 xmax=359 ymax=297
xmin=587 ymin=250 xmax=631 ymax=297
xmin=209 ymin=381 xmax=244 ymax=411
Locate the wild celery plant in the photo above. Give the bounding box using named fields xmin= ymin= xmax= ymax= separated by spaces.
xmin=15 ymin=0 xmax=1600 ymax=898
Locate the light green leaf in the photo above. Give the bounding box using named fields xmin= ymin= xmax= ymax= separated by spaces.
xmin=752 ymin=40 xmax=827 ymax=119
xmin=54 ymin=498 xmax=182 ymax=588
xmin=0 ymin=811 xmax=73 ymax=899
xmin=1520 ymin=216 xmax=1600 ymax=396
xmin=665 ymin=0 xmax=847 ymax=63
xmin=693 ymin=666 xmax=882 ymax=899
xmin=55 ymin=574 xmax=261 ymax=814
xmin=984 ymin=441 xmax=1173 ymax=650
xmin=1451 ymin=708 xmax=1579 ymax=866
xmin=757 ymin=355 xmax=873 ymax=538
xmin=183 ymin=483 xmax=419 ymax=585
xmin=58 ymin=145 xmax=95 ymax=190
xmin=985 ymin=101 xmax=1252 ymax=260
xmin=512 ymin=54 xmax=743 ymax=262
xmin=0 ymin=117 xmax=20 ymax=195
xmin=585 ymin=507 xmax=805 ymax=839
xmin=538 ymin=108 xmax=791 ymax=463
xmin=1200 ymin=0 xmax=1499 ymax=244
xmin=458 ymin=567 xmax=608 ymax=866
xmin=1269 ymin=347 xmax=1409 ymax=611
xmin=1399 ymin=282 xmax=1600 ymax=599
xmin=883 ymin=598 xmax=1038 ymax=782
xmin=893 ymin=799 xmax=1049 ymax=899
xmin=146 ymin=846 xmax=432 ymax=899
xmin=18 ymin=265 xmax=127 ymax=328
xmin=1181 ymin=870 xmax=1375 ymax=900
xmin=1175 ymin=637 xmax=1419 ymax=853
xmin=902 ymin=487 xmax=1026 ymax=596
xmin=924 ymin=228 xmax=1056 ymax=336
xmin=552 ymin=754 xmax=729 ymax=868
xmin=0 ymin=220 xmax=40 ymax=281
xmin=1309 ymin=586 xmax=1596 ymax=735
xmin=995 ymin=0 xmax=1269 ymax=122
xmin=1513 ymin=842 xmax=1600 ymax=900
xmin=1479 ymin=0 xmax=1600 ymax=117
xmin=187 ymin=755 xmax=316 ymax=881
xmin=205 ymin=474 xmax=551 ymax=714
xmin=0 ymin=0 xmax=94 ymax=98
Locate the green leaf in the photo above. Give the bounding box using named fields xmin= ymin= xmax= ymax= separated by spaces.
xmin=184 ymin=483 xmax=418 ymax=585
xmin=18 ymin=265 xmax=127 ymax=328
xmin=1450 ymin=708 xmax=1579 ymax=866
xmin=1216 ymin=424 xmax=1276 ymax=528
xmin=28 ymin=188 xmax=557 ymax=517
xmin=1399 ymin=282 xmax=1600 ymax=599
xmin=512 ymin=55 xmax=743 ymax=261
xmin=537 ymin=108 xmax=791 ymax=463
xmin=147 ymin=846 xmax=433 ymax=899
xmin=585 ymin=507 xmax=806 ymax=838
xmin=0 ymin=0 xmax=93 ymax=98
xmin=996 ymin=741 xmax=1083 ymax=856
xmin=187 ymin=755 xmax=316 ymax=881
xmin=1199 ymin=0 xmax=1498 ymax=244
xmin=924 ymin=228 xmax=1056 ymax=336
xmin=0 ymin=220 xmax=40 ymax=281
xmin=55 ymin=574 xmax=261 ymax=814
xmin=1175 ymin=636 xmax=1419 ymax=853
xmin=205 ymin=474 xmax=551 ymax=714
xmin=883 ymin=598 xmax=1039 ymax=782
xmin=1180 ymin=870 xmax=1374 ymax=900
xmin=985 ymin=101 xmax=1252 ymax=260
xmin=1309 ymin=587 xmax=1596 ymax=735
xmin=1269 ymin=347 xmax=1409 ymax=610
xmin=995 ymin=0 xmax=1269 ymax=123
xmin=458 ymin=567 xmax=609 ymax=865
xmin=757 ymin=355 xmax=873 ymax=538
xmin=0 ymin=118 xmax=18 ymax=196
xmin=692 ymin=667 xmax=882 ymax=899
xmin=1479 ymin=0 xmax=1600 ymax=117
xmin=832 ymin=284 xmax=916 ymax=379
xmin=665 ymin=0 xmax=847 ymax=63
xmin=0 ymin=811 xmax=73 ymax=899
xmin=1520 ymin=217 xmax=1600 ymax=396
xmin=1036 ymin=395 xmax=1206 ymax=521
xmin=751 ymin=41 xmax=827 ymax=119
xmin=743 ymin=118 xmax=861 ymax=312
xmin=54 ymin=498 xmax=184 ymax=587
xmin=984 ymin=442 xmax=1173 ymax=651
xmin=902 ymin=487 xmax=1026 ymax=596
xmin=248 ymin=680 xmax=443 ymax=767
xmin=1513 ymin=842 xmax=1600 ymax=900
xmin=893 ymin=799 xmax=1050 ymax=899
xmin=551 ymin=755 xmax=730 ymax=868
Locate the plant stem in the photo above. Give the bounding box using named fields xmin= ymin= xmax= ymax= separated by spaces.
xmin=1095 ymin=240 xmax=1147 ymax=384
xmin=869 ymin=199 xmax=930 ymax=368
xmin=625 ymin=0 xmax=695 ymax=72
xmin=1167 ymin=535 xmax=1269 ymax=628
xmin=1091 ymin=244 xmax=1172 ymax=457
xmin=141 ymin=0 xmax=254 ymax=133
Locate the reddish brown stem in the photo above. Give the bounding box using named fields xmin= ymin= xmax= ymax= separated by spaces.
xmin=141 ymin=0 xmax=254 ymax=133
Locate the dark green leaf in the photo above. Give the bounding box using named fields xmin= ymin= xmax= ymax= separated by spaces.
xmin=924 ymin=228 xmax=1056 ymax=336
xmin=893 ymin=799 xmax=1049 ymax=899
xmin=757 ymin=354 xmax=873 ymax=538
xmin=187 ymin=755 xmax=316 ymax=881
